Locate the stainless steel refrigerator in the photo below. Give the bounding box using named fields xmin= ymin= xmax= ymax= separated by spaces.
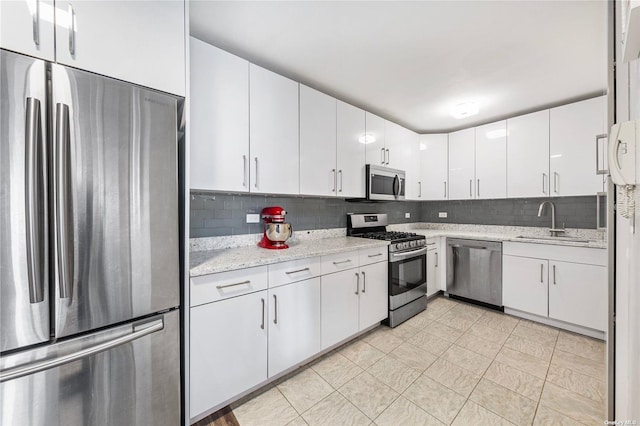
xmin=0 ymin=49 xmax=181 ymax=425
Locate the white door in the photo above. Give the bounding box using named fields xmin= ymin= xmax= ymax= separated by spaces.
xmin=300 ymin=85 xmax=337 ymax=196
xmin=548 ymin=261 xmax=607 ymax=331
xmin=190 ymin=39 xmax=249 ymax=192
xmin=419 ymin=134 xmax=449 ymax=200
xmin=336 ymin=101 xmax=366 ymax=198
xmin=54 ymin=1 xmax=185 ymax=96
xmin=550 ymin=96 xmax=607 ymax=196
xmin=320 ymin=269 xmax=360 ymax=349
xmin=365 ymin=112 xmax=386 ymax=166
xmin=448 ymin=128 xmax=476 ymax=200
xmin=426 ymin=249 xmax=439 ymax=297
xmin=0 ymin=0 xmax=55 ymax=61
xmin=190 ymin=291 xmax=268 ymax=418
xmin=507 ymin=110 xmax=550 ymax=198
xmin=359 ymin=262 xmax=389 ymax=330
xmin=268 ymin=278 xmax=321 ymax=377
xmin=249 ymin=64 xmax=299 ymax=194
xmin=475 ymin=120 xmax=507 ymax=199
xmin=502 ymin=255 xmax=548 ymax=317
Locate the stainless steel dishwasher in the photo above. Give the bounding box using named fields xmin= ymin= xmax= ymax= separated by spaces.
xmin=446 ymin=238 xmax=502 ymax=307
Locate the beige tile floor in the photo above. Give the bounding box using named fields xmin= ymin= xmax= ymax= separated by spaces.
xmin=232 ymin=296 xmax=606 ymax=426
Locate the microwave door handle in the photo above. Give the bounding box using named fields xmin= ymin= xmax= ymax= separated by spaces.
xmin=393 ymin=175 xmax=400 ymax=197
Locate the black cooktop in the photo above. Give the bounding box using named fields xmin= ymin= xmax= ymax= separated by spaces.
xmin=355 ymin=231 xmax=425 ymax=243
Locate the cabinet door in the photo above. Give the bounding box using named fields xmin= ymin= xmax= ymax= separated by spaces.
xmin=365 ymin=112 xmax=386 ymax=166
xmin=448 ymin=128 xmax=476 ymax=200
xmin=359 ymin=262 xmax=389 ymax=330
xmin=419 ymin=134 xmax=448 ymax=200
xmin=54 ymin=1 xmax=185 ymax=96
xmin=475 ymin=121 xmax=507 ymax=199
xmin=507 ymin=110 xmax=550 ymax=198
xmin=190 ymin=38 xmax=249 ymax=192
xmin=548 ymin=261 xmax=607 ymax=331
xmin=190 ymin=291 xmax=268 ymax=418
xmin=399 ymin=128 xmax=421 ymax=200
xmin=502 ymin=255 xmax=548 ymax=317
xmin=426 ymin=249 xmax=439 ymax=297
xmin=321 ymin=269 xmax=360 ymax=349
xmin=300 ymin=85 xmax=337 ymax=196
xmin=0 ymin=0 xmax=55 ymax=61
xmin=550 ymin=96 xmax=607 ymax=196
xmin=268 ymin=278 xmax=321 ymax=377
xmin=249 ymin=64 xmax=299 ymax=194
xmin=336 ymin=101 xmax=366 ymax=197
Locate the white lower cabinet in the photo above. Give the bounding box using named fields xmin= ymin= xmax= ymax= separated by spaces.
xmin=321 ymin=269 xmax=360 ymax=350
xmin=268 ymin=278 xmax=321 ymax=377
xmin=503 ymin=255 xmax=548 ymax=317
xmin=190 ymin=290 xmax=268 ymax=419
xmin=426 ymin=248 xmax=440 ymax=297
xmin=359 ymin=261 xmax=389 ymax=329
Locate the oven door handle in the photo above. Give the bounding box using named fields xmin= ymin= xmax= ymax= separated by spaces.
xmin=389 ymin=247 xmax=428 ymax=262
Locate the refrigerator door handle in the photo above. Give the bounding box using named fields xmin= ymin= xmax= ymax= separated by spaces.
xmin=55 ymin=103 xmax=74 ymax=299
xmin=25 ymin=97 xmax=45 ymax=303
xmin=0 ymin=318 xmax=164 ymax=383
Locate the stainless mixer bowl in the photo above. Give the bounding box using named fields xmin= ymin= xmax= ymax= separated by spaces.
xmin=265 ymin=223 xmax=293 ymax=242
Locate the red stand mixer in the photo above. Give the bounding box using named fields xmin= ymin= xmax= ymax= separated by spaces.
xmin=258 ymin=206 xmax=293 ymax=249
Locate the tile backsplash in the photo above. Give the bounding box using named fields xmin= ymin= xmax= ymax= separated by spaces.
xmin=190 ymin=192 xmax=598 ymax=238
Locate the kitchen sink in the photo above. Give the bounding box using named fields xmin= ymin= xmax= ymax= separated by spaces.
xmin=515 ymin=235 xmax=592 ymax=243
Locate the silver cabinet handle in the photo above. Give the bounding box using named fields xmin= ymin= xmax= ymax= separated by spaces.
xmin=596 ymin=133 xmax=609 ymax=174
xmin=25 ymin=98 xmax=45 ymax=304
xmin=553 ymin=172 xmax=559 ymax=194
xmin=477 ymin=179 xmax=480 ymax=197
xmin=339 ymin=170 xmax=343 ymax=192
xmin=542 ymin=173 xmax=547 ymax=194
xmin=418 ymin=181 xmax=422 ymax=198
xmin=386 ymin=148 xmax=390 ymax=165
xmin=260 ymin=298 xmax=265 ymax=330
xmin=254 ymin=157 xmax=258 ymax=188
xmin=469 ymin=180 xmax=472 ymax=197
xmin=553 ymin=265 xmax=557 ymax=285
xmin=273 ymin=294 xmax=278 ymax=324
xmin=0 ymin=318 xmax=163 ymax=383
xmin=381 ymin=148 xmax=385 ymax=165
xmin=242 ymin=155 xmax=247 ymax=187
xmin=216 ymin=280 xmax=250 ymax=289
xmin=444 ymin=181 xmax=447 ymax=198
xmin=435 ymin=252 xmax=438 ymax=267
xmin=55 ymin=103 xmax=73 ymax=300
xmin=32 ymin=0 xmax=40 ymax=46
xmin=285 ymin=267 xmax=310 ymax=275
xmin=331 ymin=169 xmax=336 ymax=192
xmin=355 ymin=272 xmax=359 ymax=295
xmin=540 ymin=264 xmax=544 ymax=283
xmin=68 ymin=4 xmax=76 ymax=56
xmin=333 ymin=259 xmax=352 ymax=265
xmin=362 ymin=271 xmax=366 ymax=293
xmin=368 ymin=253 xmax=383 ymax=258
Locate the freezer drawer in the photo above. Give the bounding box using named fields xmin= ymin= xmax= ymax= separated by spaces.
xmin=0 ymin=310 xmax=180 ymax=426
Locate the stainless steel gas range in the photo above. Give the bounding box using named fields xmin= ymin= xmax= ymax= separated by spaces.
xmin=347 ymin=214 xmax=427 ymax=327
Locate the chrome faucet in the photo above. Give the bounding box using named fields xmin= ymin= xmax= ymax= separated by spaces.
xmin=538 ymin=201 xmax=565 ymax=236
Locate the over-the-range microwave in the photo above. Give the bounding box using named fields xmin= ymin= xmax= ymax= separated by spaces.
xmin=364 ymin=164 xmax=406 ymax=201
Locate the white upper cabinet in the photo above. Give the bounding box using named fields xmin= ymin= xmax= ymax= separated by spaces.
xmin=475 ymin=120 xmax=507 ymax=199
xmin=448 ymin=128 xmax=476 ymax=200
xmin=337 ymin=101 xmax=366 ymax=198
xmin=54 ymin=1 xmax=185 ymax=96
xmin=419 ymin=134 xmax=449 ymax=200
xmin=0 ymin=0 xmax=55 ymax=61
xmin=549 ymin=96 xmax=608 ymax=196
xmin=386 ymin=121 xmax=420 ymax=198
xmin=300 ymin=85 xmax=337 ymax=196
xmin=364 ymin=112 xmax=386 ymax=166
xmin=507 ymin=110 xmax=550 ymax=198
xmin=249 ymin=64 xmax=299 ymax=195
xmin=190 ymin=38 xmax=249 ymax=192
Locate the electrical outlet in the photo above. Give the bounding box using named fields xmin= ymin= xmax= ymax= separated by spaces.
xmin=438 ymin=212 xmax=448 ymax=218
xmin=405 ymin=212 xmax=411 ymax=219
xmin=246 ymin=213 xmax=260 ymax=223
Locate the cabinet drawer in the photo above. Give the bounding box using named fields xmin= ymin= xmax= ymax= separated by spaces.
xmin=503 ymin=242 xmax=607 ymax=266
xmin=190 ymin=266 xmax=268 ymax=307
xmin=268 ymin=257 xmax=321 ymax=288
xmin=359 ymin=247 xmax=388 ymax=266
xmin=426 ymin=238 xmax=439 ymax=247
xmin=321 ymin=250 xmax=359 ymax=274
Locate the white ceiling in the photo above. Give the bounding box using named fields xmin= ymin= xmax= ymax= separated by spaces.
xmin=190 ymin=1 xmax=608 ymax=133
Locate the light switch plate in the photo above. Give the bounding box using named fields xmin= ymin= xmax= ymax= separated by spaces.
xmin=246 ymin=213 xmax=260 ymax=223
xmin=405 ymin=212 xmax=411 ymax=219
xmin=438 ymin=212 xmax=448 ymax=218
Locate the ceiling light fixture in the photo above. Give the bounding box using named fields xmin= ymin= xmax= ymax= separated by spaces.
xmin=358 ymin=133 xmax=376 ymax=144
xmin=485 ymin=129 xmax=507 ymax=139
xmin=450 ymin=102 xmax=479 ymax=120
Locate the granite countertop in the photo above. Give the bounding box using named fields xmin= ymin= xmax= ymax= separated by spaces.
xmin=190 ymin=237 xmax=389 ymax=277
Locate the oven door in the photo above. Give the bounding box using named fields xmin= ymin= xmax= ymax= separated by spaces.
xmin=389 ymin=247 xmax=427 ymax=310
xmin=367 ymin=165 xmax=405 ymax=201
